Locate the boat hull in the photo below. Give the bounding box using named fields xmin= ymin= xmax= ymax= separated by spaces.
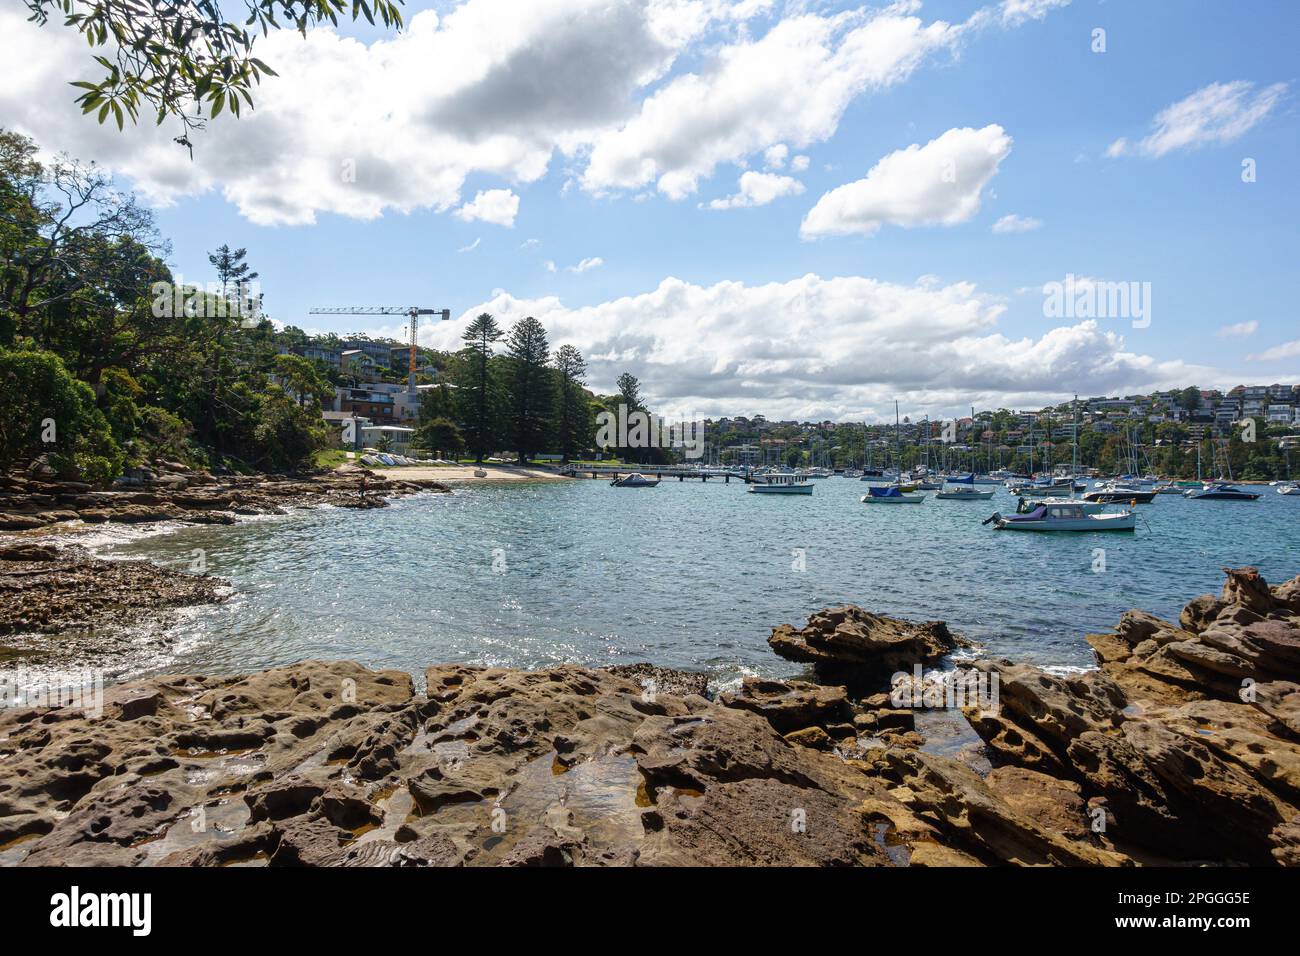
xmin=1084 ymin=490 xmax=1157 ymax=503
xmin=935 ymin=490 xmax=995 ymax=500
xmin=749 ymin=484 xmax=814 ymax=494
xmin=861 ymin=494 xmax=926 ymax=504
xmin=994 ymin=513 xmax=1136 ymax=531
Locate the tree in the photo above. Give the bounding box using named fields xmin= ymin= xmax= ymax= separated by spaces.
xmin=459 ymin=313 xmax=503 ymax=462
xmin=616 ymin=372 xmax=642 ymax=411
xmin=249 ymin=384 xmax=325 ymax=472
xmin=272 ymin=353 xmax=331 ymax=410
xmin=207 ymin=244 xmax=260 ymax=315
xmin=417 ymin=417 xmax=463 ymax=460
xmin=1 ymin=131 xmax=164 ymax=351
xmin=553 ymin=345 xmax=589 ymax=462
xmin=25 ymin=0 xmax=404 ymax=141
xmin=505 ymin=316 xmax=551 ymax=461
xmin=0 ymin=347 xmax=121 ymax=481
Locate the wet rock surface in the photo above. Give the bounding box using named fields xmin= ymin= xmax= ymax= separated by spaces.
xmin=1 ymin=569 xmax=1297 ymax=866
xmin=0 ymin=546 xmax=229 ymax=672
xmin=0 ymin=464 xmax=448 ymax=533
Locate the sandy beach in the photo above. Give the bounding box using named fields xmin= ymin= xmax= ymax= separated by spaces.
xmin=384 ymin=464 xmax=571 ymax=485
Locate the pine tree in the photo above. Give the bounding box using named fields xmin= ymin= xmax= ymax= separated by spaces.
xmin=505 ymin=316 xmax=552 ymax=462
xmin=459 ymin=313 xmax=503 ymax=462
xmin=553 ymin=344 xmax=588 ymax=462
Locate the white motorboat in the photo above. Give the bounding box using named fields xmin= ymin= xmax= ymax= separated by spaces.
xmin=1279 ymin=483 xmax=1300 ymax=496
xmin=1009 ymin=478 xmax=1075 ymax=497
xmin=1016 ymin=496 xmax=1111 ymax=515
xmin=935 ymin=474 xmax=995 ymax=500
xmin=610 ymin=472 xmax=660 ymax=487
xmin=985 ymin=501 xmax=1136 ymax=531
xmin=748 ymin=473 xmax=814 ymax=495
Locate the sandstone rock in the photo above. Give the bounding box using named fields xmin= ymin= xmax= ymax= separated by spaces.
xmin=768 ymin=605 xmax=965 ymax=685
xmin=718 ymin=677 xmax=849 ymax=733
xmin=783 ymin=726 xmax=833 ymax=750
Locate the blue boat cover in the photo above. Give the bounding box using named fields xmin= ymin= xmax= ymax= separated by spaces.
xmin=868 ymin=485 xmax=903 ymax=497
xmin=950 ymin=474 xmax=974 ymax=484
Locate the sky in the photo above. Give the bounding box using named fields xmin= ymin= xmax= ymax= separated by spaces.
xmin=2 ymin=0 xmax=1298 ymax=422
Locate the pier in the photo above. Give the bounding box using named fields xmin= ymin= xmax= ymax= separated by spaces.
xmin=559 ymin=465 xmax=749 ymax=483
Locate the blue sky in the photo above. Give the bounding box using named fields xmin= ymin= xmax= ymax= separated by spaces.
xmin=3 ymin=0 xmax=1298 ymax=420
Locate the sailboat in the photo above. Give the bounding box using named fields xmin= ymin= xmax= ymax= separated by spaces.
xmin=862 ymin=402 xmax=926 ymax=503
xmin=935 ymin=473 xmax=995 ymax=500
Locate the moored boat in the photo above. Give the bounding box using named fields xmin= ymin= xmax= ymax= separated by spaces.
xmin=610 ymin=473 xmax=660 ymax=487
xmin=935 ymin=474 xmax=995 ymax=500
xmin=748 ymin=473 xmax=814 ymax=495
xmin=1016 ymin=496 xmax=1111 ymax=515
xmin=1083 ymin=481 xmax=1157 ymax=504
xmin=861 ymin=485 xmax=926 ymax=504
xmin=1184 ymin=483 xmax=1260 ymax=501
xmin=984 ymin=501 xmax=1136 ymax=531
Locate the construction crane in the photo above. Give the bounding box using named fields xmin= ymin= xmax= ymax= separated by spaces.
xmin=308 ymin=306 xmax=451 ymax=388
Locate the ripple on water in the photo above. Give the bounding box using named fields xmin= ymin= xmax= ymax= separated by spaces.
xmin=98 ymin=480 xmax=1300 ymax=684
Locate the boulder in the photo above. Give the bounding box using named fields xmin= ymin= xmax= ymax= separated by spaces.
xmin=768 ymin=605 xmax=965 ymax=685
xmin=718 ymin=677 xmax=850 ymax=733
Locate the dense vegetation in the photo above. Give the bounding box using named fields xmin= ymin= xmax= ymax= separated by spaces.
xmin=728 ymin=406 xmax=1296 ymax=481
xmin=0 ymin=129 xmax=656 ymax=481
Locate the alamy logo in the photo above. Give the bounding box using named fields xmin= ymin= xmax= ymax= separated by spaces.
xmin=1 ymin=669 xmax=103 ymax=717
xmin=151 ymin=276 xmax=262 ymax=325
xmin=595 ymin=404 xmax=705 ymax=459
xmin=49 ymin=886 xmax=151 ymax=936
xmin=1042 ymin=273 xmax=1151 ymax=328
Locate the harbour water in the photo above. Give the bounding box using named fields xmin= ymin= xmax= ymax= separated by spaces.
xmin=101 ymin=478 xmax=1299 ymax=689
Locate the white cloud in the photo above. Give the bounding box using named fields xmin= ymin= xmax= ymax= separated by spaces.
xmin=581 ymin=7 xmax=964 ymax=199
xmin=1 ymin=0 xmax=1076 ymax=224
xmin=395 ymin=272 xmax=1214 ymax=421
xmin=706 ymin=170 xmax=805 ymax=209
xmin=1249 ymin=340 xmax=1300 ymax=362
xmin=1216 ymin=320 xmax=1258 ymax=338
xmin=519 ymin=238 xmax=541 ymax=250
xmin=763 ymin=143 xmax=789 ymax=169
xmin=801 ymin=125 xmax=1012 ymax=238
xmin=454 ymin=188 xmax=520 ymax=227
xmin=0 ymin=0 xmax=707 ymax=225
xmin=1108 ymin=80 xmax=1287 ymax=159
xmin=991 ymin=213 xmax=1041 ymax=234
xmin=569 ymin=256 xmax=605 ymax=273
xmin=457 ymin=237 xmax=481 ymax=253
xmin=790 ymin=154 xmax=811 ymax=172
xmin=998 ymin=0 xmax=1071 ymax=27
xmin=545 ymin=260 xmax=557 ymax=273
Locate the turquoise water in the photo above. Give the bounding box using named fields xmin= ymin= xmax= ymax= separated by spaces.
xmin=103 ymin=478 xmax=1300 ymax=688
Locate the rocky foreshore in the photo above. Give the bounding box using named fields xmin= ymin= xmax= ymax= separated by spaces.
xmin=0 ymin=460 xmax=450 ymax=533
xmin=0 ymin=568 xmax=1296 ymax=866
